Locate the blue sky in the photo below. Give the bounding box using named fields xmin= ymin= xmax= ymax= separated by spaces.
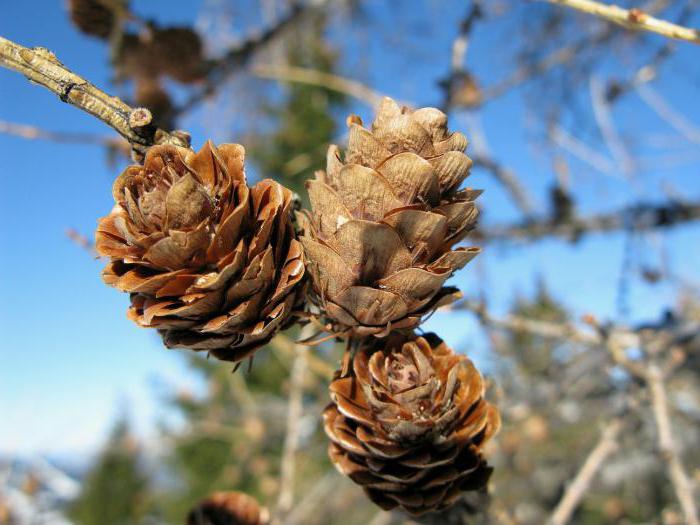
xmin=1 ymin=1 xmax=699 ymax=458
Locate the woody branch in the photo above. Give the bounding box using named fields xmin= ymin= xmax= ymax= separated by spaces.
xmin=0 ymin=35 xmax=188 ymax=157
xmin=546 ymin=0 xmax=700 ymax=44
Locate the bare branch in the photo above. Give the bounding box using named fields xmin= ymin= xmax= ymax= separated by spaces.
xmin=271 ymin=332 xmax=334 ymax=379
xmin=0 ymin=119 xmax=119 ymax=146
xmin=251 ymin=64 xmax=386 ymax=108
xmin=548 ymin=124 xmax=617 ymax=176
xmin=479 ymin=198 xmax=700 ymax=243
xmin=481 ymin=28 xmax=611 ymax=103
xmin=285 ymin=473 xmax=343 ymax=525
xmin=457 ymin=299 xmax=602 ymax=346
xmin=636 ymin=83 xmax=700 ymax=144
xmin=440 ymin=2 xmax=483 ymax=109
xmin=175 ymin=3 xmax=317 ymax=117
xmin=547 ymin=0 xmax=700 ymax=44
xmin=590 ymin=75 xmax=635 ymax=177
xmin=646 ymin=362 xmax=699 ymax=525
xmin=65 ymin=228 xmax=99 ymax=257
xmin=471 ymin=153 xmax=537 ymax=217
xmin=0 ymin=36 xmax=187 ymax=157
xmin=481 ymin=0 xmax=675 ymax=103
xmin=276 ymin=326 xmax=313 ymax=515
xmin=547 ymin=418 xmax=623 ymax=525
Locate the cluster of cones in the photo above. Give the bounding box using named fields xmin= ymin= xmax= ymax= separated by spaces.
xmin=95 ymin=97 xmax=500 ymax=517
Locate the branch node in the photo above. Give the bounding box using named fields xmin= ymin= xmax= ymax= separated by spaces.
xmin=628 ymin=8 xmax=647 ymax=25
xmin=128 ymin=107 xmax=153 ymax=129
xmin=60 ymin=82 xmax=77 ymax=103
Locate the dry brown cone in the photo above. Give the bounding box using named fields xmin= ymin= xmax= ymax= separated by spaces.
xmin=151 ymin=27 xmax=207 ymax=83
xmin=448 ymin=71 xmax=483 ymax=109
xmin=298 ymin=97 xmax=480 ymax=338
xmin=323 ymin=333 xmax=500 ymax=516
xmin=95 ymin=141 xmax=305 ymax=363
xmin=115 ymin=32 xmax=158 ymax=79
xmin=68 ymin=0 xmax=124 ymax=39
xmin=186 ymin=491 xmax=271 ymax=525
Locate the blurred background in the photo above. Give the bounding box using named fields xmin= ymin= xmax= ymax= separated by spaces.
xmin=0 ymin=0 xmax=699 ymax=523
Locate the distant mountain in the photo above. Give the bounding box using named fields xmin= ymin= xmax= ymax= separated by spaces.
xmin=0 ymin=455 xmax=80 ymax=524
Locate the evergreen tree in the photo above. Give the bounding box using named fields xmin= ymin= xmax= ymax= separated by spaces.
xmin=158 ymin=346 xmax=333 ymax=522
xmin=69 ymin=418 xmax=151 ymax=525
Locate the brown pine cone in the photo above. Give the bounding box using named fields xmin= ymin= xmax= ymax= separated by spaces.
xmin=186 ymin=491 xmax=270 ymax=525
xmin=323 ymin=333 xmax=499 ymax=516
xmin=96 ymin=142 xmax=305 ymax=363
xmin=68 ymin=0 xmax=122 ymax=39
xmin=448 ymin=71 xmax=483 ymax=109
xmin=151 ymin=27 xmax=207 ymax=83
xmin=115 ymin=32 xmax=160 ymax=79
xmin=298 ymin=97 xmax=479 ymax=337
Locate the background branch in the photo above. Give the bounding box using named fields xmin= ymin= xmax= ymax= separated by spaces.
xmin=276 ymin=327 xmax=313 ymax=516
xmin=175 ymin=2 xmax=318 ymax=117
xmin=0 ymin=119 xmax=119 ymax=146
xmin=646 ymin=362 xmax=699 ymax=525
xmin=251 ymin=64 xmax=386 ymax=108
xmin=0 ymin=36 xmax=187 ymax=157
xmin=479 ymin=198 xmax=700 ymax=243
xmin=547 ymin=0 xmax=700 ymax=44
xmin=547 ymin=418 xmax=623 ymax=525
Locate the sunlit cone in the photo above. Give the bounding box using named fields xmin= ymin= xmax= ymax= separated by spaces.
xmin=187 ymin=491 xmax=271 ymax=525
xmin=152 ymin=27 xmax=207 ymax=83
xmin=68 ymin=0 xmax=123 ymax=39
xmin=96 ymin=142 xmax=305 ymax=363
xmin=299 ymin=97 xmax=480 ymax=337
xmin=323 ymin=333 xmax=500 ymax=516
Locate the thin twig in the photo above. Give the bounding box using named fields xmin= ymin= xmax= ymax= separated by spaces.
xmin=636 ymin=83 xmax=700 ymax=144
xmin=174 ymin=2 xmax=316 ymax=117
xmin=251 ymin=64 xmax=386 ymax=108
xmin=481 ymin=27 xmax=612 ymax=103
xmin=367 ymin=511 xmax=395 ymax=525
xmin=546 ymin=0 xmax=700 ymax=44
xmin=471 ymin=153 xmax=537 ymax=217
xmin=441 ymin=2 xmax=483 ymax=109
xmin=0 ymin=120 xmax=120 ymax=146
xmin=0 ymin=36 xmax=187 ymax=157
xmin=549 ymin=124 xmax=617 ymax=176
xmin=478 ymin=198 xmax=700 ymax=243
xmin=65 ymin=228 xmax=99 ymax=257
xmin=284 ymin=473 xmax=342 ymax=525
xmin=271 ymin=332 xmax=334 ymax=379
xmin=458 ymin=299 xmax=603 ymax=346
xmin=547 ymin=418 xmax=623 ymax=525
xmin=482 ymin=0 xmax=672 ymax=103
xmin=276 ymin=325 xmax=313 ymax=515
xmin=646 ymin=362 xmax=699 ymax=525
xmin=590 ymin=75 xmax=634 ymax=177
